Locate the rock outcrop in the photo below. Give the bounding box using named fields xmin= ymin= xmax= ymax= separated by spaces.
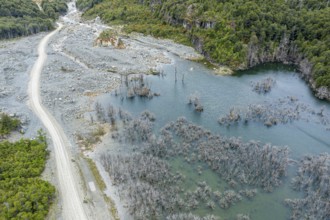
xmin=94 ymin=36 xmax=125 ymax=48
xmin=246 ymin=34 xmax=330 ymax=101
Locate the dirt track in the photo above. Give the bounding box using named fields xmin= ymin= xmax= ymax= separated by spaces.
xmin=28 ymin=23 xmax=88 ymax=220
xmin=0 ymin=1 xmax=202 ymax=219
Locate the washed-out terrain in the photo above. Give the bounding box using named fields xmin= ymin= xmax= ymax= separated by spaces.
xmin=0 ymin=2 xmax=202 ymax=219
xmin=2 ymin=1 xmax=329 ymax=219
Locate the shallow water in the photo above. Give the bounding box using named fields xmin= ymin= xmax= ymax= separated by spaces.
xmin=98 ymin=59 xmax=330 ymax=219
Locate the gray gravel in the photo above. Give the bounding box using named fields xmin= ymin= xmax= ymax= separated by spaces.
xmin=0 ymin=33 xmax=46 ymax=137
xmin=0 ymin=2 xmax=203 ymax=219
xmin=39 ymin=5 xmax=202 ymax=153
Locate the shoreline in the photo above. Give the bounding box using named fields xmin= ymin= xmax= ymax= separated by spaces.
xmin=2 ymin=1 xmax=328 ymax=219
xmin=39 ymin=2 xmax=204 ymax=219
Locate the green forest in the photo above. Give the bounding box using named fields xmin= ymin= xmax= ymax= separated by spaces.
xmin=0 ymin=115 xmax=55 ymax=219
xmin=0 ymin=113 xmax=20 ymax=136
xmin=79 ymin=0 xmax=330 ymax=89
xmin=0 ymin=0 xmax=67 ymax=39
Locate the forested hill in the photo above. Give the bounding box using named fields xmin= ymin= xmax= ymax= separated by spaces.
xmin=79 ymin=0 xmax=330 ymax=99
xmin=0 ymin=0 xmax=68 ymax=39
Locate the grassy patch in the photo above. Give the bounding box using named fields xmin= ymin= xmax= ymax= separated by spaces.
xmin=103 ymin=194 xmax=120 ymax=220
xmin=85 ymin=158 xmax=106 ymax=191
xmin=85 ymin=157 xmax=119 ymax=220
xmin=77 ymin=125 xmax=105 ymax=150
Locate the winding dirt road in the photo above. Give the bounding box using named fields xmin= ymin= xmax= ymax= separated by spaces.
xmin=28 ymin=23 xmax=88 ymax=220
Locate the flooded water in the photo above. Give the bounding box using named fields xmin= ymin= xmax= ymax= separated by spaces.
xmin=98 ymin=59 xmax=330 ymax=219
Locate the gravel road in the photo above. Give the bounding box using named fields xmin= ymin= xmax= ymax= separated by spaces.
xmin=28 ymin=23 xmax=88 ymax=220
xmin=1 ymin=1 xmax=203 ymax=219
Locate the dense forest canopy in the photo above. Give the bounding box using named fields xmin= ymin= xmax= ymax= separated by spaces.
xmin=80 ymin=0 xmax=330 ymax=89
xmin=0 ymin=0 xmax=68 ymax=39
xmin=0 ymin=136 xmax=55 ymax=219
xmin=0 ymin=113 xmax=55 ymax=220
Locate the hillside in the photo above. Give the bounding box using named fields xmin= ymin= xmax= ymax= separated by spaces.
xmin=78 ymin=0 xmax=330 ymax=99
xmin=0 ymin=0 xmax=68 ymax=39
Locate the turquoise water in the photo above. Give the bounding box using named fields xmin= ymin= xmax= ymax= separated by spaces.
xmin=98 ymin=60 xmax=330 ymax=219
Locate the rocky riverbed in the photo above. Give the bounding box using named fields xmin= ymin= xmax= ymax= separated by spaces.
xmin=0 ymin=34 xmax=45 ymax=137
xmin=0 ymin=1 xmax=203 ymax=219
xmin=3 ymin=1 xmax=329 ymax=219
xmin=0 ymin=3 xmax=201 ymax=219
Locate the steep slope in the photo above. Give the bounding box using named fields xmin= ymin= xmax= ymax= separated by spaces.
xmin=79 ymin=0 xmax=330 ymax=100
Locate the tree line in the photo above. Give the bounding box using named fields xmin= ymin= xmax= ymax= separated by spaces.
xmin=0 ymin=0 xmax=68 ymax=39
xmin=80 ymin=0 xmax=330 ymax=89
xmin=76 ymin=0 xmax=102 ymax=11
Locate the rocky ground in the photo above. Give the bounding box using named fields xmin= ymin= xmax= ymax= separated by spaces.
xmin=0 ymin=31 xmax=67 ymax=218
xmin=0 ymin=2 xmax=202 ymax=219
xmin=2 ymin=1 xmax=330 ymax=219
xmin=0 ymin=34 xmax=45 ymax=137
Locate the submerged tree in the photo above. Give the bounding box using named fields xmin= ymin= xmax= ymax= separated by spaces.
xmin=99 ymin=109 xmax=292 ymax=218
xmin=218 ymin=97 xmax=330 ymax=128
xmin=188 ymin=92 xmax=204 ymax=112
xmin=251 ymin=77 xmax=276 ymax=94
xmin=285 ymin=153 xmax=330 ymax=220
xmin=116 ymin=74 xmax=159 ymax=99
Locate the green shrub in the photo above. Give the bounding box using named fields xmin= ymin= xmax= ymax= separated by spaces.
xmin=0 ymin=113 xmax=20 ymax=135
